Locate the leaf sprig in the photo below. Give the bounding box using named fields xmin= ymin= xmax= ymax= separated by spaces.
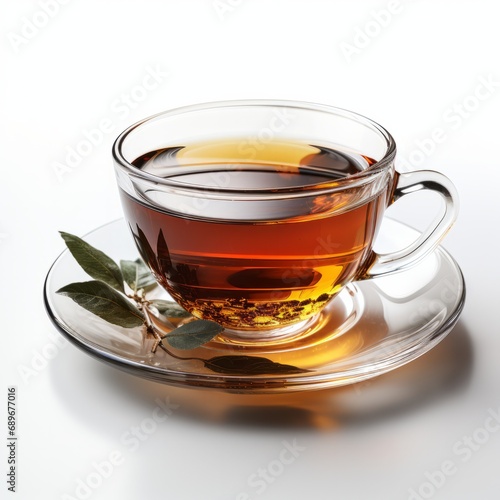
xmin=56 ymin=232 xmax=222 ymax=350
xmin=56 ymin=231 xmax=307 ymax=376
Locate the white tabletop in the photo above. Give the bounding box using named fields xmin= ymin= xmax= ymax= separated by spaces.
xmin=2 ymin=1 xmax=499 ymax=499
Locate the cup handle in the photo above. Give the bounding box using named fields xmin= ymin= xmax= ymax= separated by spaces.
xmin=365 ymin=170 xmax=459 ymax=278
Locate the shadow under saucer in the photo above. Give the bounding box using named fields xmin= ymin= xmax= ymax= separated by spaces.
xmin=88 ymin=320 xmax=472 ymax=431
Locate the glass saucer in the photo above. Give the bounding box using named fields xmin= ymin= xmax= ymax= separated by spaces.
xmin=44 ymin=218 xmax=465 ymax=393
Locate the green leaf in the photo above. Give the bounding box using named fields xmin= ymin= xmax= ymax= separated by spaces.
xmin=120 ymin=259 xmax=156 ymax=292
xmin=56 ymin=280 xmax=144 ymax=328
xmin=60 ymin=232 xmax=124 ymax=292
xmin=150 ymin=300 xmax=192 ymax=318
xmin=120 ymin=260 xmax=137 ymax=288
xmin=202 ymin=355 xmax=308 ymax=375
xmin=163 ymin=320 xmax=223 ymax=350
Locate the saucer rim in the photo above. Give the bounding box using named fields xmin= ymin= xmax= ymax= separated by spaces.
xmin=43 ymin=218 xmax=466 ymax=392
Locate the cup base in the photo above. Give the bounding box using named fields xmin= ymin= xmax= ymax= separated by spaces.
xmin=218 ymin=316 xmax=318 ymax=347
xmin=210 ymin=284 xmax=362 ymax=350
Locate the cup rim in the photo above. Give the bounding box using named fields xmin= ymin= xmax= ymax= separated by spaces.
xmin=112 ymin=99 xmax=397 ymax=194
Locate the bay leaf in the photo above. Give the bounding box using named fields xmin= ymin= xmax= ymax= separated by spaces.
xmin=163 ymin=320 xmax=223 ymax=350
xmin=56 ymin=280 xmax=144 ymax=328
xmin=120 ymin=258 xmax=156 ymax=292
xmin=60 ymin=232 xmax=124 ymax=292
xmin=150 ymin=299 xmax=192 ymax=318
xmin=202 ymin=355 xmax=307 ymax=375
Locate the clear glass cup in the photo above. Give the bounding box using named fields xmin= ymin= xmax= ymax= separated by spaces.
xmin=113 ymin=100 xmax=458 ymax=341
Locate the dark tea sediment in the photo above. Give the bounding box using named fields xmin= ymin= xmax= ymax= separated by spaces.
xmin=120 ymin=140 xmax=386 ymax=330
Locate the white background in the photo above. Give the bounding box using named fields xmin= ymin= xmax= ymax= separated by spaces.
xmin=1 ymin=1 xmax=499 ymax=499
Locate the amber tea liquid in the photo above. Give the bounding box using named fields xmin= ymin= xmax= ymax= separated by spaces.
xmin=120 ymin=140 xmax=386 ymax=330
